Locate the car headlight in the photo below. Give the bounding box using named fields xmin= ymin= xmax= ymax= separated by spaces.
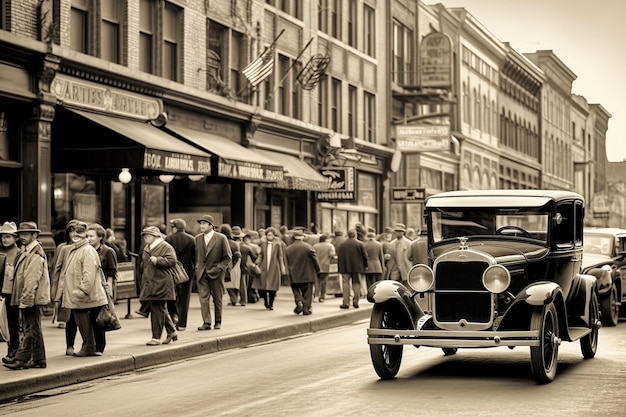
xmin=482 ymin=265 xmax=511 ymax=294
xmin=408 ymin=264 xmax=434 ymax=292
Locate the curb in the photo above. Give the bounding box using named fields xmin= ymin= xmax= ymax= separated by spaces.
xmin=0 ymin=308 xmax=370 ymax=403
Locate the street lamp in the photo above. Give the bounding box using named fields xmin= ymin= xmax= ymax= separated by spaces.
xmin=118 ymin=168 xmax=132 ymax=184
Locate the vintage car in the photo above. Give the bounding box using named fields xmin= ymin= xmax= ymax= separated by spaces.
xmin=367 ymin=190 xmax=600 ymax=384
xmin=582 ymin=227 xmax=626 ymax=326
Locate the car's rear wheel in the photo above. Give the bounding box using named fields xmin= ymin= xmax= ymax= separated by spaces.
xmin=600 ymin=283 xmax=619 ymax=326
xmin=581 ymin=291 xmax=600 ymax=359
xmin=369 ymin=306 xmax=403 ymax=379
xmin=530 ymin=302 xmax=559 ymax=384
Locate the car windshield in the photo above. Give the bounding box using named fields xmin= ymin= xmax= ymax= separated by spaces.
xmin=583 ymin=234 xmax=613 ymax=256
xmin=431 ymin=208 xmax=549 ymax=244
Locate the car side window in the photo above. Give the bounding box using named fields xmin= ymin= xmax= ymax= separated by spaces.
xmin=554 ymin=202 xmax=574 ymax=249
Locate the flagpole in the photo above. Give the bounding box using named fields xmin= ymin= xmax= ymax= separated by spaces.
xmin=264 ymin=36 xmax=315 ymax=107
xmin=238 ymin=28 xmax=286 ymax=96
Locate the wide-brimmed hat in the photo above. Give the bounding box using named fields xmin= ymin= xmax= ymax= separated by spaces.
xmin=393 ymin=223 xmax=406 ymax=232
xmin=141 ymin=226 xmax=164 ymax=238
xmin=16 ymin=221 xmax=40 ymax=234
xmin=231 ymin=226 xmax=245 ymax=239
xmin=197 ymin=214 xmax=215 ymax=225
xmin=170 ymin=218 xmax=186 ymax=229
xmin=0 ymin=221 xmax=17 ymax=236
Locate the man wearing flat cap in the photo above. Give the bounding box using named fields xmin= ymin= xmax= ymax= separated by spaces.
xmin=4 ymin=222 xmax=51 ymax=370
xmin=385 ymin=223 xmax=412 ymax=283
xmin=165 ymin=218 xmax=195 ymax=331
xmin=194 ymin=215 xmax=232 ymax=330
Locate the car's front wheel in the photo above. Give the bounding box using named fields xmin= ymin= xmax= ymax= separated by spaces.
xmin=600 ymin=283 xmax=619 ymax=326
xmin=369 ymin=305 xmax=403 ymax=379
xmin=530 ymin=302 xmax=559 ymax=384
xmin=581 ymin=291 xmax=600 ymax=359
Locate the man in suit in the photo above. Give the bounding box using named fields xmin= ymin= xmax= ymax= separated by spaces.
xmin=408 ymin=228 xmax=429 ymax=267
xmin=286 ymin=229 xmax=321 ymax=315
xmin=337 ymin=229 xmax=368 ymax=309
xmin=364 ymin=231 xmax=385 ymax=289
xmin=194 ymin=215 xmax=232 ymax=330
xmin=165 ymin=218 xmax=196 ymax=331
xmin=385 ymin=223 xmax=413 ymax=284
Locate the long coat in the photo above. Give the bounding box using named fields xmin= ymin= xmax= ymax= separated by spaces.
xmin=364 ymin=239 xmax=385 ymax=274
xmin=286 ymin=240 xmax=321 ymax=284
xmin=166 ymin=229 xmax=196 ymax=279
xmin=224 ymin=238 xmax=242 ymax=290
xmin=385 ymin=236 xmax=413 ymax=280
xmin=337 ymin=237 xmax=368 ymax=274
xmin=312 ymin=241 xmax=335 ymax=274
xmin=194 ymin=232 xmax=232 ymax=281
xmin=253 ymin=239 xmax=284 ymax=291
xmin=408 ymin=237 xmax=429 ymax=266
xmin=60 ymin=239 xmax=107 ymax=309
xmin=139 ymin=239 xmax=176 ymax=301
xmin=11 ymin=240 xmax=50 ymax=307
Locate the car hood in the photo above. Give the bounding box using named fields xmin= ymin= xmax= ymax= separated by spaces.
xmin=433 ymin=240 xmax=549 ymax=263
xmin=582 ymin=253 xmax=611 ymax=269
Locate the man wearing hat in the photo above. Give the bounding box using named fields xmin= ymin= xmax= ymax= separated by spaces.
xmin=385 ymin=223 xmax=412 ymax=283
xmin=4 ymin=222 xmax=51 ymax=370
xmin=364 ymin=231 xmax=385 ymax=289
xmin=194 ymin=215 xmax=232 ymax=330
xmin=0 ymin=221 xmax=20 ymax=363
xmin=285 ymin=229 xmax=321 ymax=315
xmin=165 ymin=219 xmax=195 ymax=331
xmin=337 ymin=229 xmax=368 ymax=309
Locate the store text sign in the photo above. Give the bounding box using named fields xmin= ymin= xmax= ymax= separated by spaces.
xmin=396 ymin=124 xmax=450 ymax=152
xmin=218 ymin=160 xmax=284 ymax=182
xmin=420 ymin=32 xmax=453 ymax=88
xmin=316 ymin=167 xmax=356 ymax=202
xmin=51 ymin=75 xmax=162 ymax=120
xmin=144 ymin=150 xmax=211 ymax=175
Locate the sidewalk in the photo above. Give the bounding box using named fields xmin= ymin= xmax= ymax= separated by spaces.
xmin=0 ymin=288 xmax=371 ymax=403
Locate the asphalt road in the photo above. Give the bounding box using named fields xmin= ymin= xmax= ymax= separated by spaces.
xmin=2 ymin=319 xmax=626 ymax=416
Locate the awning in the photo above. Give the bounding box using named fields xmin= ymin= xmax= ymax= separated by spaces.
xmin=165 ymin=125 xmax=284 ymax=182
xmin=53 ymin=109 xmax=212 ymax=175
xmin=256 ymin=150 xmax=330 ymax=191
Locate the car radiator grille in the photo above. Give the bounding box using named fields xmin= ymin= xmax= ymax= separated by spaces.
xmin=434 ymin=261 xmax=491 ymax=323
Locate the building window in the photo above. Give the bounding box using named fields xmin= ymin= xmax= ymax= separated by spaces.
xmin=318 ymin=76 xmax=328 ymax=128
xmin=331 ymin=78 xmax=341 ymax=132
xmin=392 ymin=21 xmax=412 ymax=85
xmin=330 ymin=0 xmax=340 ymax=38
xmin=268 ymin=0 xmax=302 ymax=19
xmin=163 ymin=2 xmax=181 ymax=82
xmin=139 ymin=0 xmax=155 ymax=74
xmin=462 ymin=82 xmax=469 ymax=123
xmin=348 ymin=85 xmax=357 ymax=138
xmin=207 ymin=20 xmax=226 ymax=93
xmin=229 ymin=30 xmax=244 ymax=96
xmin=348 ymin=0 xmax=357 ymax=47
xmin=363 ymin=5 xmax=375 ymax=57
xmin=70 ymin=0 xmax=89 ymax=54
xmin=364 ymin=91 xmax=375 ymax=142
xmin=101 ymin=0 xmax=122 ymax=64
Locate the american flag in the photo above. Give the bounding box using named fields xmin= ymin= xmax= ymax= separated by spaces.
xmin=242 ymin=45 xmax=275 ymax=87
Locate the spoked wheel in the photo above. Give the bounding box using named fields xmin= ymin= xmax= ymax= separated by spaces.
xmin=369 ymin=306 xmax=403 ymax=379
xmin=600 ymin=283 xmax=619 ymax=327
xmin=530 ymin=302 xmax=559 ymax=384
xmin=581 ymin=291 xmax=600 ymax=359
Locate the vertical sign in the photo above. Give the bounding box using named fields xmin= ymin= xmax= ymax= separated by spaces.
xmin=420 ymin=32 xmax=453 ymax=89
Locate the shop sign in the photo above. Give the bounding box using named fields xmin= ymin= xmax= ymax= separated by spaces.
xmin=396 ymin=124 xmax=450 ymax=152
xmin=420 ymin=32 xmax=453 ymax=89
xmin=51 ymin=75 xmax=162 ymax=120
xmin=144 ymin=150 xmax=212 ymax=175
xmin=392 ymin=187 xmax=426 ymax=202
xmin=218 ymin=160 xmax=284 ymax=181
xmin=316 ymin=167 xmax=356 ymax=202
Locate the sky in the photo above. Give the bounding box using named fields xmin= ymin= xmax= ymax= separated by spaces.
xmin=431 ymin=0 xmax=626 ymax=161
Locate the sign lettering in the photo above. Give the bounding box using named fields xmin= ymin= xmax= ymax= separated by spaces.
xmin=420 ymin=32 xmax=453 ymax=88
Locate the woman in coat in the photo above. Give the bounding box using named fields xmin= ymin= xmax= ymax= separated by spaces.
xmin=253 ymin=227 xmax=285 ymax=310
xmin=139 ymin=226 xmax=178 ymax=346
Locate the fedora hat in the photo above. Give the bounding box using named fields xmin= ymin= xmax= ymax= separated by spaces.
xmin=197 ymin=214 xmax=215 ymax=225
xmin=16 ymin=221 xmax=41 ymax=234
xmin=393 ymin=223 xmax=406 ymax=232
xmin=0 ymin=221 xmax=17 ymax=236
xmin=292 ymin=229 xmax=305 ymax=240
xmin=231 ymin=226 xmax=245 ymax=238
xmin=141 ymin=226 xmax=164 ymax=238
xmin=170 ymin=218 xmax=187 ymax=229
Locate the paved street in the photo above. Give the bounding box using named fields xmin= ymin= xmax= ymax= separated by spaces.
xmin=0 ymin=289 xmax=371 ymax=404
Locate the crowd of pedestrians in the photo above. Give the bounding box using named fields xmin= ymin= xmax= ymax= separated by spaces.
xmin=1 ymin=214 xmax=428 ymax=369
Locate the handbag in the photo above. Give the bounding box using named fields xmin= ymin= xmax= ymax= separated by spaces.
xmin=96 ymin=294 xmax=121 ymax=331
xmin=169 ymin=261 xmax=190 ymax=285
xmin=246 ymin=257 xmax=261 ymax=276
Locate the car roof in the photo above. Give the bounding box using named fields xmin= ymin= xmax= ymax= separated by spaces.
xmin=425 ymin=189 xmax=583 ymax=209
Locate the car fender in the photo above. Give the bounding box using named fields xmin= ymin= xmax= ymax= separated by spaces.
xmin=518 ymin=281 xmax=562 ymax=306
xmin=584 ymin=266 xmax=613 ymax=295
xmin=367 ymin=280 xmax=424 ymax=329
